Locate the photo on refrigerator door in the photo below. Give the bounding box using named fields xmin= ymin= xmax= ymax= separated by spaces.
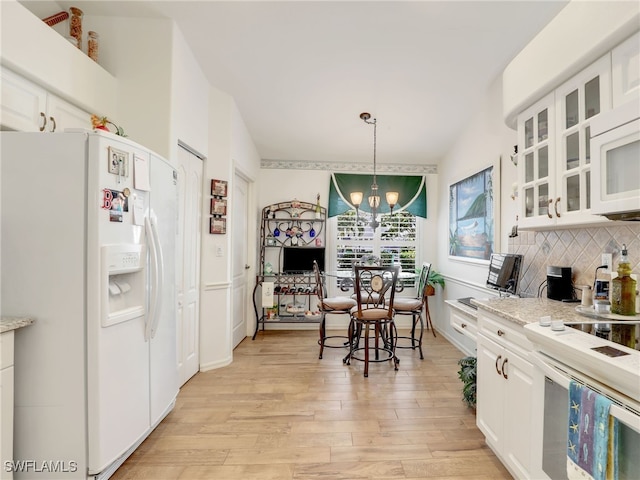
xmin=102 ymin=188 xmax=129 ymax=222
xmin=108 ymin=146 xmax=130 ymax=177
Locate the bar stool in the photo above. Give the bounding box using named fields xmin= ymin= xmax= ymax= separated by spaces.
xmin=394 ymin=262 xmax=431 ymax=359
xmin=344 ymin=265 xmax=400 ymax=377
xmin=313 ymin=261 xmax=356 ymax=359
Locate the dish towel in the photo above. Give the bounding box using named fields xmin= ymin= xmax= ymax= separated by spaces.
xmin=567 ymin=380 xmax=619 ymax=480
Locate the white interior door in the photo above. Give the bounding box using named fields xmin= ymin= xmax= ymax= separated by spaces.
xmin=176 ymin=144 xmax=202 ymax=386
xmin=232 ymin=172 xmax=250 ymax=348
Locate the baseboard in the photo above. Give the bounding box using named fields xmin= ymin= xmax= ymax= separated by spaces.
xmin=199 ymin=355 xmax=233 ymax=371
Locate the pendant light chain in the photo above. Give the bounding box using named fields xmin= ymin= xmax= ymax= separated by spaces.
xmin=372 ymin=116 xmax=377 ymax=189
xmin=350 ymin=112 xmax=399 ymax=231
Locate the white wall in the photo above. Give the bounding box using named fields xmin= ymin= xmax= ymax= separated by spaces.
xmin=433 ymin=74 xmax=519 ymax=354
xmin=257 ymin=169 xmax=440 ymax=267
xmin=256 ymin=168 xmax=440 ymax=332
xmin=199 ymin=89 xmax=262 ymax=370
xmin=170 ymin=27 xmax=210 ymax=159
xmin=86 ymin=15 xmax=173 ymax=158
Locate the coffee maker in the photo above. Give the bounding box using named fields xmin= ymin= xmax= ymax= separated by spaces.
xmin=547 ymin=266 xmax=574 ymax=301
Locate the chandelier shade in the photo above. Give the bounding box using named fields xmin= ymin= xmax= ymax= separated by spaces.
xmin=328 ymin=173 xmax=428 ymax=218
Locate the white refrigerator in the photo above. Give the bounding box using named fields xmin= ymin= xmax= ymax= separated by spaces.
xmin=1 ymin=130 xmax=179 ymax=479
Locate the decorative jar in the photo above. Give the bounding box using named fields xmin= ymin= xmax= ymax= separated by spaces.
xmin=69 ymin=7 xmax=83 ymax=50
xmin=87 ymin=31 xmax=99 ymax=62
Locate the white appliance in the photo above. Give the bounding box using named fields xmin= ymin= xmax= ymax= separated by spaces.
xmin=0 ymin=130 xmax=179 ymax=479
xmin=524 ymin=323 xmax=640 ymax=480
xmin=590 ymin=100 xmax=640 ymax=220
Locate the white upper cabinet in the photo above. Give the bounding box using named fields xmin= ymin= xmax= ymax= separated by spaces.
xmin=516 ymin=54 xmax=615 ymax=229
xmin=554 ymin=54 xmax=611 ymax=226
xmin=517 ymin=93 xmax=556 ymax=229
xmin=1 ymin=67 xmax=91 ymax=132
xmin=46 ymin=93 xmax=92 ymax=132
xmin=611 ymin=31 xmax=640 ymax=108
xmin=1 ymin=67 xmax=47 ymax=132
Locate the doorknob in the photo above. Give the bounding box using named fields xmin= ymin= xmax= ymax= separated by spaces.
xmin=245 ymin=264 xmax=251 ymax=270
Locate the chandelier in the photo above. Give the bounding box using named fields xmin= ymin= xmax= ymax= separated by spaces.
xmin=350 ymin=112 xmax=399 ymax=230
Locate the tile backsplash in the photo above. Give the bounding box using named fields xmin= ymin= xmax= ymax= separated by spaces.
xmin=509 ymin=224 xmax=640 ymax=299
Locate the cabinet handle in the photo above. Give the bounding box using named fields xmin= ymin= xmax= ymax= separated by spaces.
xmin=497 ymin=329 xmax=505 ymax=336
xmin=554 ymin=197 xmax=561 ymax=217
xmin=461 ymin=323 xmax=467 ymax=328
xmin=39 ymin=112 xmax=47 ymax=132
xmin=49 ymin=116 xmax=56 ymax=132
xmin=495 ymin=354 xmax=502 ymax=375
xmin=547 ymin=199 xmax=553 ymax=219
xmin=245 ymin=264 xmax=251 ymax=270
xmin=501 ymin=357 xmax=509 ymax=379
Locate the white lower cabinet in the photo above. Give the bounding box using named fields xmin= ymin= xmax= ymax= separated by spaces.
xmin=477 ymin=311 xmax=534 ymax=480
xmin=449 ymin=307 xmax=478 ymax=342
xmin=1 ymin=67 xmax=91 ymax=132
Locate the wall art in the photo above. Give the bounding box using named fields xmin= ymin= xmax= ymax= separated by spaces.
xmin=449 ymin=164 xmax=498 ymax=262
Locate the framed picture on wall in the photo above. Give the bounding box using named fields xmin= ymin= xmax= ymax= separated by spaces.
xmin=210 ymin=217 xmax=226 ymax=234
xmin=448 ymin=163 xmax=499 ymax=263
xmin=210 ymin=197 xmax=227 ymax=216
xmin=211 ymin=179 xmax=228 ymax=197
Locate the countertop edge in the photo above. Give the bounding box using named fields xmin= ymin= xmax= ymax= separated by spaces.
xmin=472 ymin=299 xmax=529 ymax=326
xmin=469 ymin=296 xmax=640 ymax=328
xmin=1 ymin=316 xmax=35 ymax=333
xmin=445 ymin=299 xmax=479 ymax=318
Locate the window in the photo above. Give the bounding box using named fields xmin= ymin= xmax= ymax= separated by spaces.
xmin=334 ymin=209 xmax=417 ymax=289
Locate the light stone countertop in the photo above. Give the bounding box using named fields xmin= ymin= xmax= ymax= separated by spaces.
xmin=469 ymin=297 xmax=634 ymax=327
xmin=1 ymin=316 xmax=34 ymax=333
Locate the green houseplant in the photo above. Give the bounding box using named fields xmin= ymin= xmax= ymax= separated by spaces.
xmin=457 ymin=356 xmax=477 ymax=408
xmin=425 ymin=269 xmax=445 ymax=296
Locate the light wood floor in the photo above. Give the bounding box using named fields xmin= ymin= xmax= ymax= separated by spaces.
xmin=112 ymin=329 xmax=512 ymax=480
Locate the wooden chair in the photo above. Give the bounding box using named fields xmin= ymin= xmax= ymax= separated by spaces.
xmin=313 ymin=260 xmax=356 ymax=359
xmin=350 ymin=254 xmax=382 ymax=303
xmin=344 ymin=265 xmax=400 ymax=377
xmin=393 ymin=262 xmax=431 ymax=359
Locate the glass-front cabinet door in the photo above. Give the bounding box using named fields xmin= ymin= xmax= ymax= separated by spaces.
xmin=517 ymin=93 xmax=556 ymax=228
xmin=554 ymin=54 xmax=612 ymax=226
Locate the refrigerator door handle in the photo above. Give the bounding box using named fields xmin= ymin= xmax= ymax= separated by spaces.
xmin=145 ymin=215 xmax=164 ymax=340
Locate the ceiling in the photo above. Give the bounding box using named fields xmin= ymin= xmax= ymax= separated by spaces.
xmin=27 ymin=1 xmax=569 ymax=166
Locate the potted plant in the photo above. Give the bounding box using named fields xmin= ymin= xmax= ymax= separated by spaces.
xmin=425 ymin=269 xmax=445 ymax=296
xmin=457 ymin=356 xmax=477 ymax=409
xmin=91 ymin=115 xmax=127 ymax=137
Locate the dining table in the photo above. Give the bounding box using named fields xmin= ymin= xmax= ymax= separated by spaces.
xmin=323 ymin=269 xmax=416 ymax=293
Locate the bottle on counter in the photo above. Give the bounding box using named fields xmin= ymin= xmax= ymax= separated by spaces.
xmin=611 ymin=244 xmax=637 ymax=315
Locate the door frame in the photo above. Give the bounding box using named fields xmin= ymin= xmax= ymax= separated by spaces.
xmin=231 ymin=165 xmax=257 ymax=344
xmin=176 ymin=141 xmax=204 ymax=385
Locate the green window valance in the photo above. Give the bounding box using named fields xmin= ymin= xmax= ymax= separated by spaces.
xmin=328 ymin=173 xmax=427 ymax=218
